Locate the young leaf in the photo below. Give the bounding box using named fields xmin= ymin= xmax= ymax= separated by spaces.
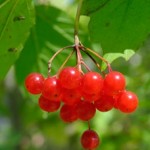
xmin=123 ymin=49 xmax=135 ymax=61
xmin=85 ymin=0 xmax=150 ymax=52
xmin=101 ymin=49 xmax=135 ymax=71
xmin=0 ymin=0 xmax=35 ymax=81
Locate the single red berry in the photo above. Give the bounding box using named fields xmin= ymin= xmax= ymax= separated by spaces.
xmin=60 ymin=104 xmax=78 ymax=122
xmin=38 ymin=95 xmax=60 ymax=112
xmin=42 ymin=77 xmax=61 ymax=101
xmin=81 ymin=72 xmax=103 ymax=95
xmin=94 ymin=94 xmax=115 ymax=112
xmin=61 ymin=88 xmax=81 ymax=105
xmin=59 ymin=67 xmax=82 ymax=89
xmin=25 ymin=73 xmax=45 ymax=94
xmin=77 ymin=101 xmax=96 ymax=121
xmin=117 ymin=91 xmax=138 ymax=113
xmin=81 ymin=130 xmax=100 ymax=149
xmin=104 ymin=71 xmax=126 ymax=95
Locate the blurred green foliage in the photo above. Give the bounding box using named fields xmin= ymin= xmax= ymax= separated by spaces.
xmin=0 ymin=0 xmax=150 ymax=150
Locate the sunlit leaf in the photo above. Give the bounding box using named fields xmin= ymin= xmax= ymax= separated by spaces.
xmin=101 ymin=49 xmax=135 ymax=71
xmin=0 ymin=0 xmax=35 ymax=81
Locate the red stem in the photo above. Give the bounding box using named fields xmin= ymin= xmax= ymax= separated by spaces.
xmin=48 ymin=45 xmax=73 ymax=76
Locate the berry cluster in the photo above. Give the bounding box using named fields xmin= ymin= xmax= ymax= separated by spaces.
xmin=25 ymin=42 xmax=138 ymax=149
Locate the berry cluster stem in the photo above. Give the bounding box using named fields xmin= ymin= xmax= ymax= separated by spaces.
xmin=76 ymin=45 xmax=82 ymax=72
xmin=47 ymin=0 xmax=112 ymax=75
xmin=81 ymin=48 xmax=101 ymax=71
xmin=81 ymin=61 xmax=91 ymax=72
xmin=58 ymin=49 xmax=75 ymax=75
xmin=82 ymin=46 xmax=112 ymax=72
xmin=74 ymin=35 xmax=83 ymax=72
xmin=48 ymin=45 xmax=73 ymax=76
xmin=74 ymin=0 xmax=84 ymax=37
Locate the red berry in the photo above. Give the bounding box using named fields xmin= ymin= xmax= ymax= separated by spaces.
xmin=61 ymin=88 xmax=81 ymax=105
xmin=42 ymin=77 xmax=61 ymax=101
xmin=113 ymin=91 xmax=124 ymax=109
xmin=117 ymin=91 xmax=138 ymax=113
xmin=81 ymin=130 xmax=100 ymax=149
xmin=25 ymin=73 xmax=45 ymax=94
xmin=82 ymin=91 xmax=101 ymax=102
xmin=104 ymin=71 xmax=126 ymax=94
xmin=77 ymin=101 xmax=96 ymax=121
xmin=60 ymin=104 xmax=78 ymax=122
xmin=38 ymin=95 xmax=60 ymax=112
xmin=81 ymin=72 xmax=103 ymax=95
xmin=94 ymin=94 xmax=115 ymax=112
xmin=59 ymin=67 xmax=82 ymax=89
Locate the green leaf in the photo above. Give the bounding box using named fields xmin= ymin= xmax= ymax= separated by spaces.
xmin=81 ymin=0 xmax=110 ymax=15
xmin=123 ymin=49 xmax=135 ymax=61
xmin=0 ymin=0 xmax=35 ymax=81
xmin=15 ymin=5 xmax=75 ymax=84
xmin=101 ymin=49 xmax=135 ymax=71
xmin=87 ymin=0 xmax=150 ymax=52
xmin=0 ymin=0 xmax=7 ymax=6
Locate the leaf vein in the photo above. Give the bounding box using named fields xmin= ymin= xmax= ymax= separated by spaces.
xmin=0 ymin=0 xmax=20 ymax=42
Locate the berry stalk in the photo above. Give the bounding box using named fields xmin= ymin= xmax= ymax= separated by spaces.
xmin=88 ymin=121 xmax=91 ymax=130
xmin=81 ymin=48 xmax=101 ymax=71
xmin=82 ymin=46 xmax=112 ymax=72
xmin=48 ymin=45 xmax=73 ymax=76
xmin=57 ymin=49 xmax=75 ymax=75
xmin=74 ymin=0 xmax=84 ymax=37
xmin=81 ymin=61 xmax=91 ymax=72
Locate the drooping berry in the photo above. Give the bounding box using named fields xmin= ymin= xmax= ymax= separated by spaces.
xmin=81 ymin=130 xmax=100 ymax=149
xmin=76 ymin=101 xmax=96 ymax=121
xmin=25 ymin=73 xmax=45 ymax=94
xmin=104 ymin=71 xmax=126 ymax=95
xmin=42 ymin=77 xmax=61 ymax=101
xmin=117 ymin=91 xmax=138 ymax=113
xmin=61 ymin=88 xmax=81 ymax=105
xmin=60 ymin=104 xmax=78 ymax=122
xmin=81 ymin=72 xmax=103 ymax=95
xmin=59 ymin=67 xmax=82 ymax=89
xmin=94 ymin=94 xmax=115 ymax=112
xmin=38 ymin=95 xmax=60 ymax=112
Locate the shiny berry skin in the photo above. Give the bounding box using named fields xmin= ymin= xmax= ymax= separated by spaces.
xmin=82 ymin=91 xmax=101 ymax=102
xmin=42 ymin=77 xmax=61 ymax=101
xmin=38 ymin=95 xmax=60 ymax=112
xmin=81 ymin=72 xmax=103 ymax=95
xmin=77 ymin=101 xmax=96 ymax=121
xmin=113 ymin=91 xmax=125 ymax=109
xmin=81 ymin=130 xmax=100 ymax=149
xmin=61 ymin=88 xmax=81 ymax=105
xmin=25 ymin=73 xmax=45 ymax=94
xmin=59 ymin=67 xmax=82 ymax=89
xmin=94 ymin=95 xmax=115 ymax=112
xmin=117 ymin=91 xmax=138 ymax=113
xmin=60 ymin=104 xmax=78 ymax=122
xmin=104 ymin=71 xmax=126 ymax=94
